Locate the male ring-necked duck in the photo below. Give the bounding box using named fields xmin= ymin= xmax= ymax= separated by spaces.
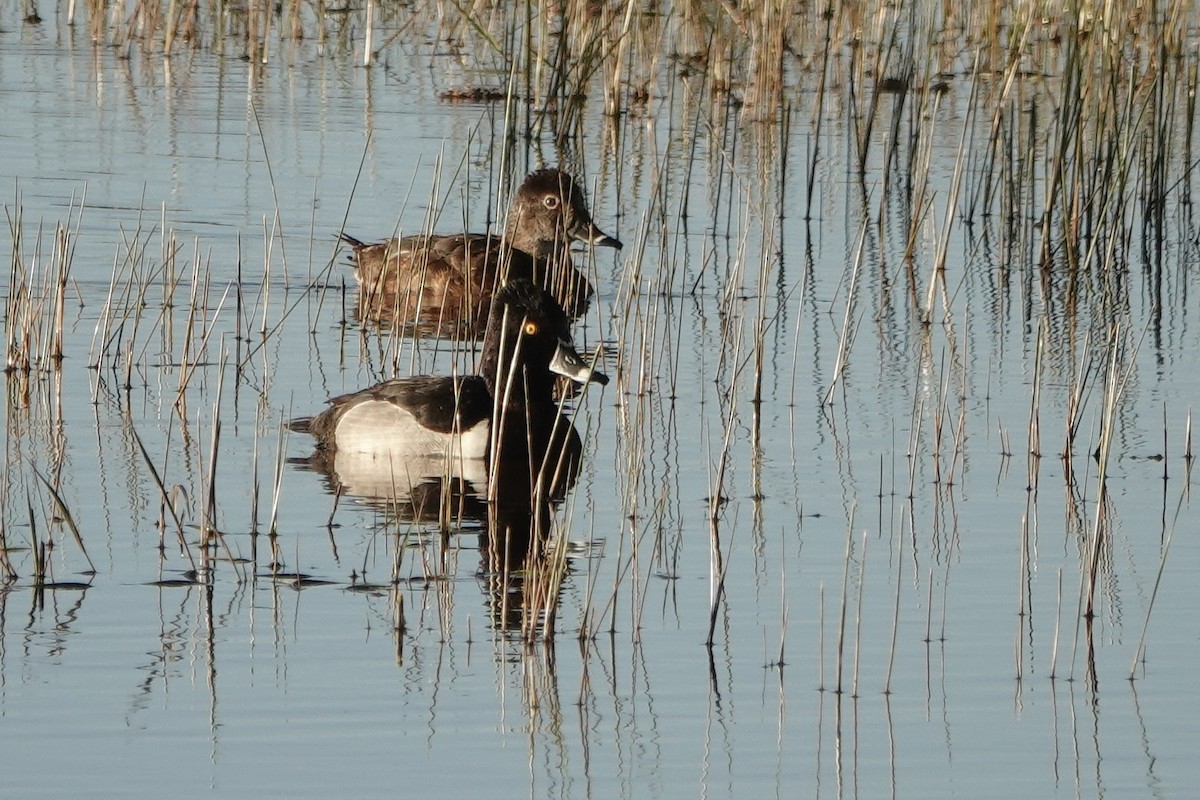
xmin=341 ymin=168 xmax=621 ymax=332
xmin=291 ymin=279 xmax=608 ymax=491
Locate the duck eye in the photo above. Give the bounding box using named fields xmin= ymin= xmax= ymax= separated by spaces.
xmin=543 ymin=195 xmax=561 ymax=210
xmin=524 ymin=321 xmax=539 ymax=336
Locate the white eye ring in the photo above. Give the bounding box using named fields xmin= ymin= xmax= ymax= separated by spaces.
xmin=543 ymin=195 xmax=561 ymax=210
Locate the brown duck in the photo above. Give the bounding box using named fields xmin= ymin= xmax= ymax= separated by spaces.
xmin=341 ymin=168 xmax=621 ymax=332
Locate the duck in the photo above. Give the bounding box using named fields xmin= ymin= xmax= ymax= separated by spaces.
xmin=341 ymin=168 xmax=621 ymax=332
xmin=290 ymin=279 xmax=608 ymax=500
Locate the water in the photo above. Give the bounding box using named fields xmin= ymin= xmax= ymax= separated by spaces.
xmin=3 ymin=5 xmax=1200 ymax=798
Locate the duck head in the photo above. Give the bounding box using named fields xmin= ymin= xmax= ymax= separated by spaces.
xmin=504 ymin=169 xmax=623 ymax=258
xmin=481 ymin=279 xmax=609 ymax=404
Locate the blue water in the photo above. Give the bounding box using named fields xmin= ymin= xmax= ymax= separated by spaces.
xmin=3 ymin=6 xmax=1200 ymax=798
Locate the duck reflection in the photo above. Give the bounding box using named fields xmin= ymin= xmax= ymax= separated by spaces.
xmin=293 ymin=415 xmax=584 ymax=532
xmin=293 ymin=432 xmax=583 ymax=633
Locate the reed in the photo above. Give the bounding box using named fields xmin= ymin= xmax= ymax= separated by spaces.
xmin=1129 ymin=421 xmax=1190 ymax=678
xmin=702 ymin=295 xmax=750 ymax=647
xmin=816 ymin=582 xmax=825 ymax=691
xmin=1186 ymin=409 xmax=1194 ymax=466
xmin=521 ymin=518 xmax=572 ymax=642
xmin=1014 ymin=510 xmax=1030 ymax=681
xmin=34 ymin=469 xmax=95 ymax=575
xmin=130 ymin=423 xmax=197 ymax=574
xmin=850 ymin=530 xmax=867 ymax=698
xmin=883 ymin=509 xmax=903 ymax=695
xmin=834 ymin=506 xmax=855 ymax=694
xmin=922 ymin=567 xmax=934 ymax=645
xmin=5 ymin=193 xmax=80 ymax=382
xmin=766 ymin=559 xmax=787 ymax=669
xmin=266 ymin=415 xmax=289 ymax=538
xmin=0 ymin=466 xmax=13 ymax=581
xmin=1083 ymin=322 xmax=1147 ymax=619
xmin=26 ymin=489 xmax=46 ymax=586
xmin=1026 ymin=322 xmax=1045 ymax=488
xmin=1049 ymin=568 xmax=1064 ymax=680
xmin=822 ymin=221 xmax=867 ymax=407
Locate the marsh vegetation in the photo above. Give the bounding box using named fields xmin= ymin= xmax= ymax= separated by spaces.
xmin=3 ymin=1 xmax=1200 ymax=796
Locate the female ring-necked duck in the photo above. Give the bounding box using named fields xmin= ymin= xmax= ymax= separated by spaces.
xmin=291 ymin=279 xmax=608 ymax=486
xmin=341 ymin=168 xmax=621 ymax=332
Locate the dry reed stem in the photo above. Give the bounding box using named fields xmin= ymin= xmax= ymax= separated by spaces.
xmin=33 ymin=469 xmax=95 ymax=574
xmin=0 ymin=465 xmax=14 ymax=580
xmin=834 ymin=506 xmax=855 ymax=693
xmin=1048 ymin=568 xmax=1064 ymax=679
xmin=1128 ymin=422 xmax=1191 ymax=677
xmin=130 ymin=424 xmax=197 ymax=573
xmin=851 ymin=530 xmax=867 ymax=698
xmin=1083 ymin=320 xmax=1148 ymax=619
xmin=26 ymin=489 xmax=45 ymax=585
xmin=817 ymin=582 xmax=825 ymax=691
xmin=1026 ymin=321 xmax=1045 ymax=489
xmin=267 ymin=415 xmax=288 ymax=538
xmin=1185 ymin=409 xmax=1193 ymax=464
xmin=822 ymin=221 xmax=868 ymax=407
xmin=884 ymin=510 xmax=904 ymax=694
xmin=1014 ymin=510 xmax=1030 ymax=680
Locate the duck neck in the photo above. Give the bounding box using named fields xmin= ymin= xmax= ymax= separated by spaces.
xmin=483 ymin=350 xmax=556 ymax=451
xmin=483 ymin=359 xmax=557 ymax=415
xmin=492 ymin=387 xmax=558 ymax=473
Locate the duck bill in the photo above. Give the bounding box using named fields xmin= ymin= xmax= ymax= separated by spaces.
xmin=550 ymin=340 xmax=609 ymax=386
xmin=571 ymin=220 xmax=623 ymax=250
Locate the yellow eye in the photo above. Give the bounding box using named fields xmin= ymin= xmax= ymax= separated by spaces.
xmin=524 ymin=321 xmax=539 ymax=335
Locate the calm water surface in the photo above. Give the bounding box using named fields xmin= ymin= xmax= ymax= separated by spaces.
xmin=3 ymin=5 xmax=1199 ymax=798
